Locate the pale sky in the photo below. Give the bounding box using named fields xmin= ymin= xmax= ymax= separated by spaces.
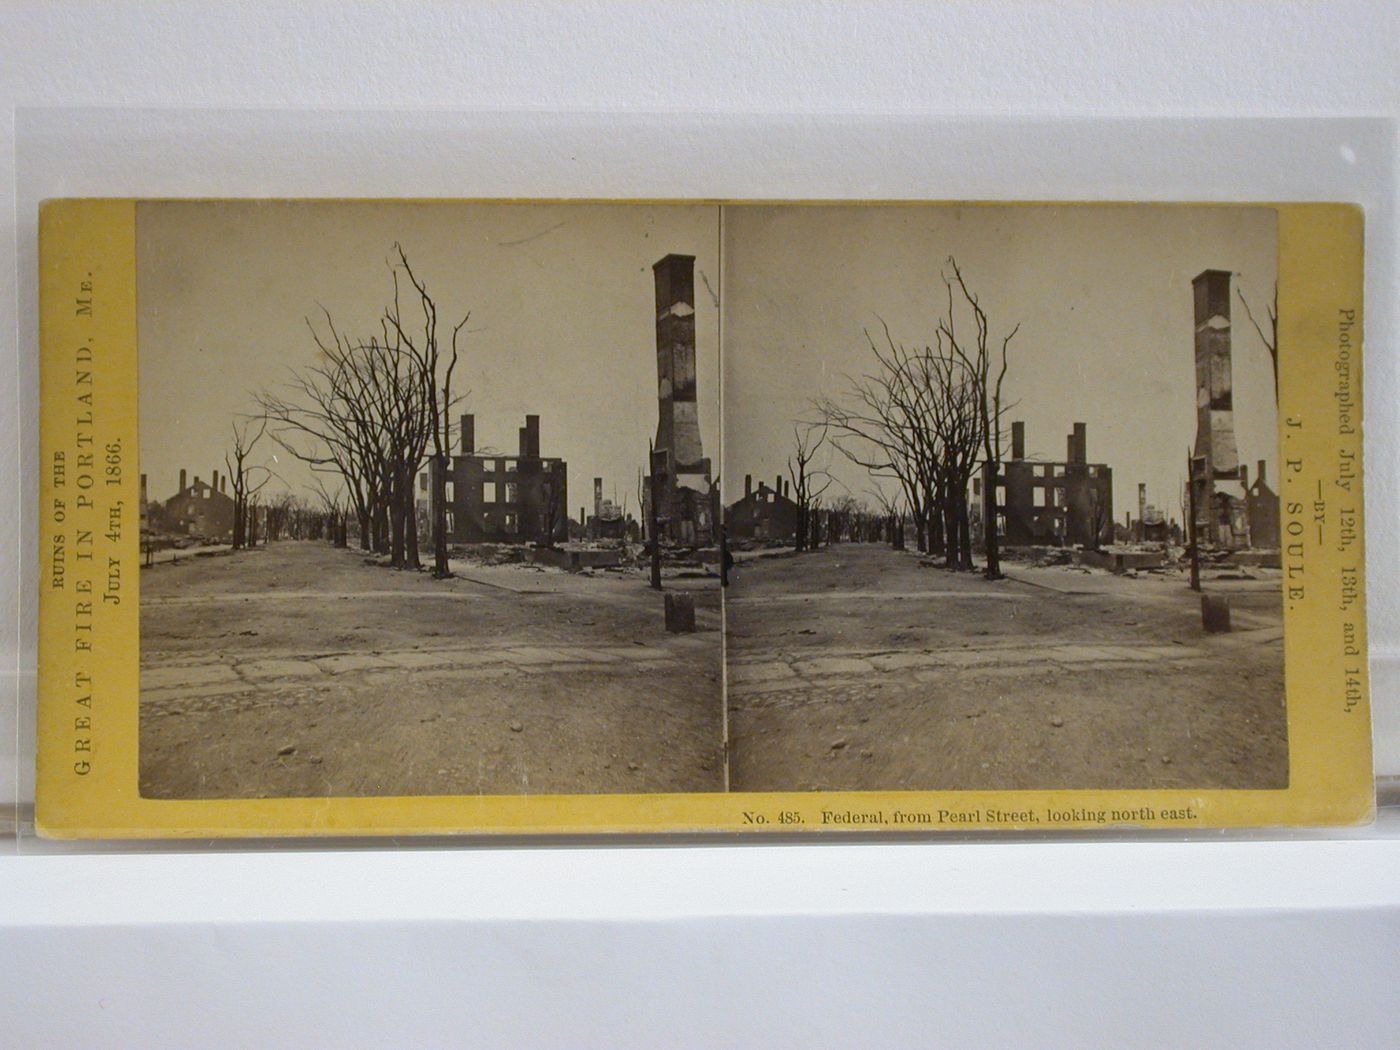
xmin=721 ymin=204 xmax=1279 ymax=522
xmin=137 ymin=201 xmax=722 ymax=519
xmin=138 ymin=201 xmax=1277 ymax=528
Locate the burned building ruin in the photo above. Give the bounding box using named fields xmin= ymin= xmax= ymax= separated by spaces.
xmin=643 ymin=253 xmax=717 ymax=546
xmin=1245 ymin=459 xmax=1280 ymax=548
xmin=726 ymin=474 xmax=799 ymax=543
xmin=585 ymin=476 xmax=629 ymax=540
xmin=433 ymin=413 xmax=569 ymax=545
xmin=987 ymin=421 xmax=1113 ymax=548
xmin=157 ymin=467 xmax=236 ymax=542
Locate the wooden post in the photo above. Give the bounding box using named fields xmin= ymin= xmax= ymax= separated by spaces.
xmin=1186 ymin=451 xmax=1201 ymax=592
xmin=664 ymin=591 xmax=696 ymax=633
xmin=719 ymin=524 xmax=730 ymax=588
xmin=648 ymin=441 xmax=663 ymax=591
xmin=1201 ymin=593 xmax=1231 ymax=632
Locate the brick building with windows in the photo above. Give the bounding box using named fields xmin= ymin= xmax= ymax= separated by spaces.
xmin=429 ymin=413 xmax=569 ymax=545
xmin=984 ymin=420 xmax=1113 ymax=548
xmin=726 ymin=474 xmax=799 ymax=543
xmin=158 ymin=468 xmax=236 ymax=542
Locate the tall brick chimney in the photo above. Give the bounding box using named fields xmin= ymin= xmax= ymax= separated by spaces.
xmin=1191 ymin=269 xmax=1242 ymax=545
xmin=653 ymin=254 xmax=704 ymax=468
xmin=212 ymin=469 xmax=220 ymax=493
xmin=460 ymin=413 xmax=475 ymax=455
xmin=1257 ymin=459 xmax=1267 ymax=487
xmin=745 ymin=474 xmax=752 ymax=498
xmin=1011 ymin=421 xmax=1025 ymax=461
xmin=179 ymin=468 xmax=187 ymax=493
xmin=1072 ymin=423 xmax=1087 ymax=465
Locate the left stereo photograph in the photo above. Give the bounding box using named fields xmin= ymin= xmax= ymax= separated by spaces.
xmin=45 ymin=200 xmax=726 ymax=817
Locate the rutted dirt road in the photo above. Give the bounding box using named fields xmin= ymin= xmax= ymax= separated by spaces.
xmin=725 ymin=544 xmax=1287 ymax=792
xmin=139 ymin=542 xmax=723 ymax=798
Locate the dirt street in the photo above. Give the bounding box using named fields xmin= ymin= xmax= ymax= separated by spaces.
xmin=139 ymin=542 xmax=723 ymax=798
xmin=725 ymin=544 xmax=1287 ymax=792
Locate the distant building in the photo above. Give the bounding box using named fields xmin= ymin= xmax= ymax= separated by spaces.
xmin=726 ymin=474 xmax=799 ymax=543
xmin=432 ymin=413 xmax=568 ymax=545
xmin=1246 ymin=459 xmax=1281 ymax=548
xmin=1139 ymin=503 xmax=1169 ymax=544
xmin=1122 ymin=483 xmax=1170 ymax=544
xmin=987 ymin=421 xmax=1113 ymax=548
xmin=585 ymin=477 xmax=628 ymax=540
xmin=643 ymin=254 xmax=718 ymax=546
xmin=161 ymin=467 xmax=235 ymax=541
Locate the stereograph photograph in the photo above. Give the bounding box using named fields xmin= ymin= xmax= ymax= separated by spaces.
xmin=721 ymin=204 xmax=1285 ymax=794
xmin=135 ymin=202 xmax=724 ymax=798
xmin=130 ymin=199 xmax=1286 ymax=804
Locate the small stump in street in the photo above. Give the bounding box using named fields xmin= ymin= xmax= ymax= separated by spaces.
xmin=665 ymin=591 xmax=697 ymax=633
xmin=1201 ymin=593 xmax=1232 ymax=633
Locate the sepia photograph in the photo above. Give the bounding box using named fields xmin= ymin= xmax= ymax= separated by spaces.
xmin=125 ymin=200 xmax=1292 ymax=803
xmin=136 ymin=201 xmax=724 ymax=798
xmin=721 ymin=204 xmax=1287 ymax=793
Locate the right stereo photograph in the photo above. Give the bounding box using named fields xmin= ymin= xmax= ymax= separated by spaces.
xmin=720 ymin=203 xmax=1286 ymax=794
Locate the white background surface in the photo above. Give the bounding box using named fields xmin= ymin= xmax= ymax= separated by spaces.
xmin=3 ymin=3 xmax=1399 ymax=1047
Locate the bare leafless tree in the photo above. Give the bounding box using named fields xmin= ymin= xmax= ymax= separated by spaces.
xmin=383 ymin=244 xmax=469 ymax=577
xmin=542 ymin=473 xmax=567 ymax=548
xmin=815 ymin=316 xmax=989 ymax=570
xmin=1238 ymin=279 xmax=1278 ymax=400
xmin=225 ymin=416 xmax=272 ymax=550
xmin=867 ymin=485 xmax=904 ymax=547
xmin=256 ymin=247 xmax=467 ymax=573
xmin=787 ymin=423 xmax=833 ymax=552
xmin=309 ymin=474 xmax=350 ymax=547
xmin=940 ymin=256 xmax=1018 ymax=579
xmin=261 ymin=492 xmax=299 ymax=542
xmin=922 ymin=345 xmax=982 ymax=570
xmin=258 ymin=309 xmax=393 ymax=555
xmin=1087 ymin=485 xmax=1110 ymax=552
xmin=814 ymin=323 xmax=941 ymax=555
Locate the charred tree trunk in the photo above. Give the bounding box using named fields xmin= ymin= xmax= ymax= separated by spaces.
xmin=373 ymin=502 xmax=390 ymax=554
xmin=402 ymin=470 xmax=420 ymax=570
xmin=406 ymin=505 xmax=420 ymax=568
xmin=389 ymin=487 xmax=406 ymax=568
xmin=929 ymin=500 xmax=944 ymax=557
xmin=983 ymin=459 xmax=1003 ymax=579
xmin=431 ymin=453 xmax=451 ymax=577
xmin=942 ymin=498 xmax=959 ymax=569
xmin=957 ymin=492 xmax=975 ymax=571
xmin=232 ymin=496 xmax=246 ymax=550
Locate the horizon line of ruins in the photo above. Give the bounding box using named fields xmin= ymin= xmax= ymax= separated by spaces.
xmin=138 ymin=254 xmax=1280 ymax=572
